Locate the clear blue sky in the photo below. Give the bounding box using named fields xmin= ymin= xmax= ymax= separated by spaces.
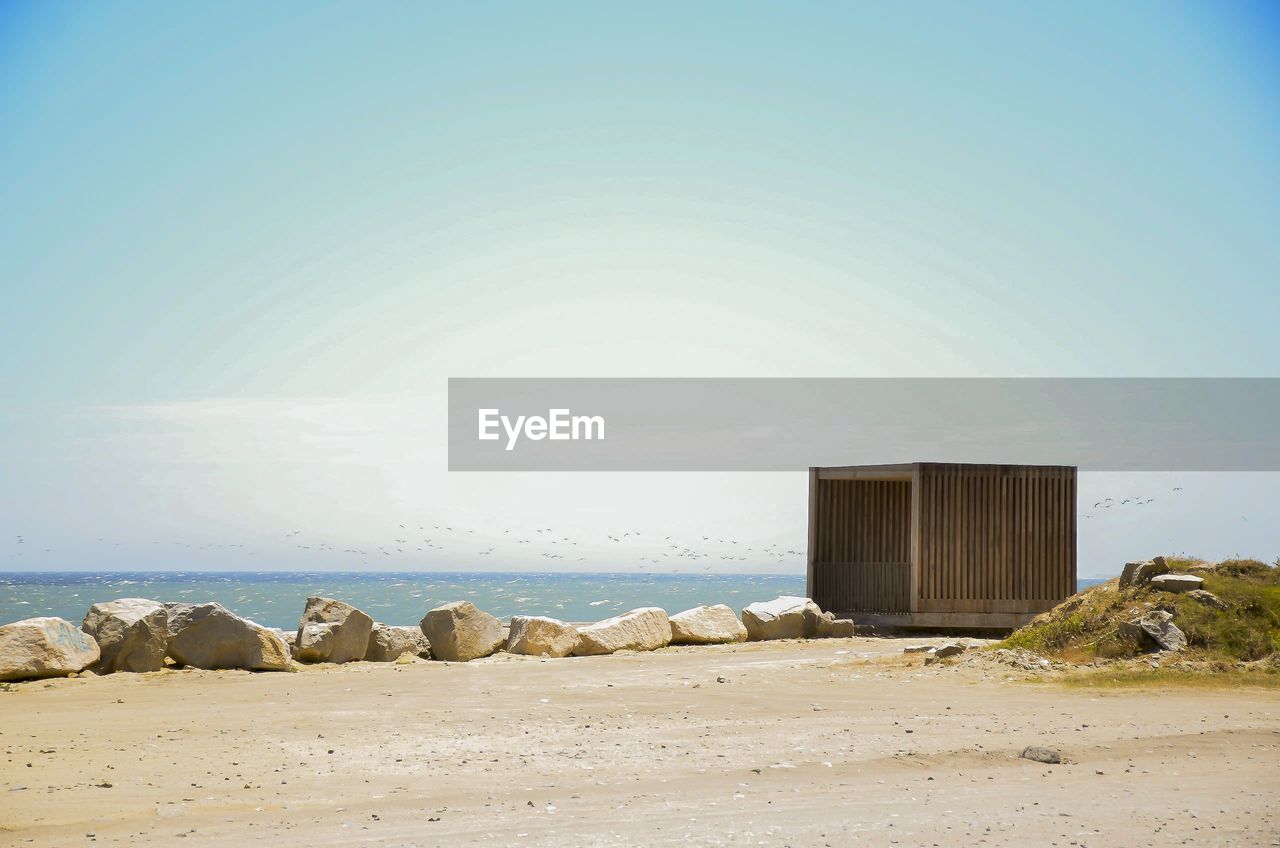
xmin=1 ymin=2 xmax=1278 ymax=573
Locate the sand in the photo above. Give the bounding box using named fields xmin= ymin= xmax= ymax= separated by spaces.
xmin=2 ymin=636 xmax=1276 ymax=847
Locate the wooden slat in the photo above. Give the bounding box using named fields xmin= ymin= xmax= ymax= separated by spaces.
xmin=814 ymin=562 xmax=911 ymax=613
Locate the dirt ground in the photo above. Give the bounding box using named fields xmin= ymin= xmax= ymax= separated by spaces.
xmin=1 ymin=636 xmax=1276 ymax=847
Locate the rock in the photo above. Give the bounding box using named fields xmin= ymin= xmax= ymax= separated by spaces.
xmin=420 ymin=601 xmax=504 ymax=662
xmin=827 ymin=618 xmax=856 ymax=638
xmin=741 ymin=596 xmax=820 ymax=641
xmin=0 ymin=617 xmax=101 ymax=682
xmin=294 ymin=622 xmax=338 ymax=662
xmin=81 ymin=598 xmax=169 ymax=674
xmin=803 ymin=607 xmax=854 ymax=639
xmin=505 ymin=616 xmax=580 ymax=657
xmin=1119 ymin=609 xmax=1187 ymax=652
xmin=573 ymin=607 xmax=671 ymax=656
xmin=166 ymin=603 xmax=290 ymax=671
xmin=267 ymin=628 xmax=297 ymax=656
xmin=933 ymin=643 xmax=966 ymax=658
xmin=1120 ymin=557 xmax=1169 ymax=588
xmin=1149 ymin=573 xmax=1205 ymax=594
xmin=1020 ymin=746 xmax=1062 ymax=764
xmin=669 ymin=605 xmax=748 ymax=645
xmin=294 ymin=597 xmax=373 ymax=664
xmin=365 ymin=624 xmax=431 ymax=662
xmin=903 ymin=645 xmax=934 ymax=654
xmin=1119 ymin=561 xmax=1145 ymax=587
xmin=1186 ymin=589 xmax=1229 ymax=610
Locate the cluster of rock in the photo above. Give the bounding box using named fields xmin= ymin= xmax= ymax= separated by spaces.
xmin=1117 ymin=556 xmax=1228 ymax=654
xmin=431 ymin=597 xmax=850 ymax=662
xmin=0 ymin=594 xmax=856 ymax=682
xmin=1121 ymin=556 xmax=1222 ymax=604
xmin=0 ymin=599 xmax=292 ymax=682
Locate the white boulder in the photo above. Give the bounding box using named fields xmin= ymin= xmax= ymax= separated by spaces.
xmin=420 ymin=601 xmax=504 ymax=662
xmin=81 ymin=598 xmax=169 ymax=673
xmin=365 ymin=624 xmax=431 ymax=662
xmin=1119 ymin=609 xmax=1187 ymax=652
xmin=741 ymin=596 xmax=820 ymax=641
xmin=669 ymin=605 xmax=748 ymax=645
xmin=573 ymin=607 xmax=671 ymax=656
xmin=506 ymin=615 xmax=580 ymax=657
xmin=166 ymin=603 xmax=290 ymax=671
xmin=294 ymin=597 xmax=373 ymax=663
xmin=0 ymin=617 xmax=101 ymax=682
xmin=1149 ymin=573 xmax=1205 ymax=594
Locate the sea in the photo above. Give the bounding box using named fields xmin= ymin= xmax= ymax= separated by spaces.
xmin=0 ymin=571 xmax=1112 ymax=629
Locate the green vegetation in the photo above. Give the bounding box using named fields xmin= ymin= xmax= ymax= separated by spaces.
xmin=999 ymin=557 xmax=1280 ymax=663
xmin=1177 ymin=563 xmax=1280 ymax=659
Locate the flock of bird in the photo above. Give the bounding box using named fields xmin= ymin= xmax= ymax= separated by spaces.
xmin=1079 ymin=487 xmax=1172 ymax=519
xmin=5 ymin=523 xmax=807 ymax=572
xmin=6 ymin=482 xmax=1248 ymax=568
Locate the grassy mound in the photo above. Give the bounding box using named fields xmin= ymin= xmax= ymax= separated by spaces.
xmin=1000 ymin=557 xmax=1280 ymax=663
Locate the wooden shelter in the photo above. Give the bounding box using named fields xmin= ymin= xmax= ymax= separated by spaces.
xmin=807 ymin=462 xmax=1076 ymax=630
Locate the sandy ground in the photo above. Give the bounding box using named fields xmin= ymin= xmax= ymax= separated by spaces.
xmin=1 ymin=636 xmax=1277 ymax=847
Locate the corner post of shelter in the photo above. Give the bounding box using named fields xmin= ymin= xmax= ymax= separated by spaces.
xmin=908 ymin=465 xmax=921 ymax=614
xmin=805 ymin=467 xmax=818 ymax=600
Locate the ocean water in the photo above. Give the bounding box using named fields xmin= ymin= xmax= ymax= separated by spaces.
xmin=0 ymin=571 xmax=1112 ymax=630
xmin=0 ymin=571 xmax=806 ymax=629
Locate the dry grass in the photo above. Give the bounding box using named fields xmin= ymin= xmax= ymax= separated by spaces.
xmin=1054 ymin=666 xmax=1280 ymax=690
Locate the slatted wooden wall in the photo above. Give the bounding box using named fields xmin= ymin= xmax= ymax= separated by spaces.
xmin=916 ymin=463 xmax=1076 ymax=613
xmin=811 ymin=479 xmax=912 ymax=613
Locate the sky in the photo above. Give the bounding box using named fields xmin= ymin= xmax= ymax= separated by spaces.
xmin=1 ymin=2 xmax=1278 ymax=576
